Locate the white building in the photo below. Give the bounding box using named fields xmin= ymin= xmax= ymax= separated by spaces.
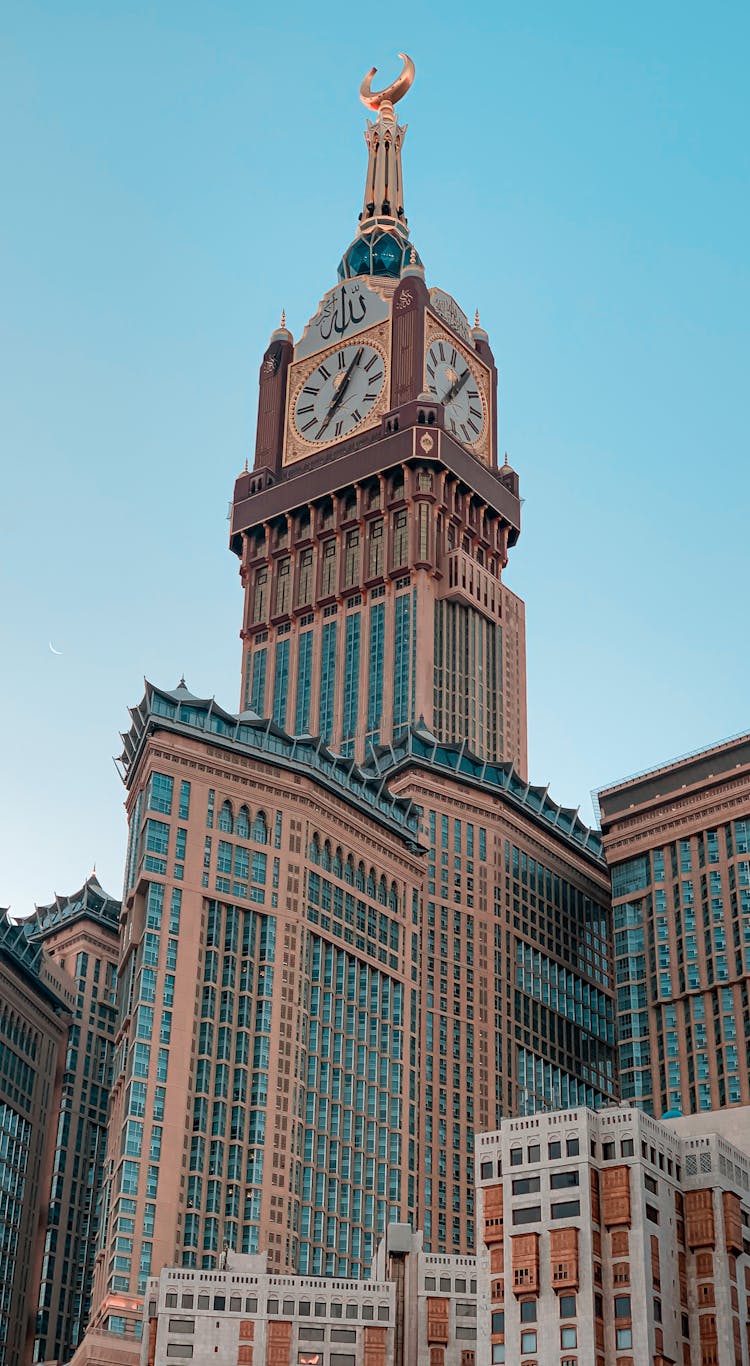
xmin=141 ymin=1227 xmax=479 ymax=1366
xmin=475 ymin=1105 xmax=750 ymax=1366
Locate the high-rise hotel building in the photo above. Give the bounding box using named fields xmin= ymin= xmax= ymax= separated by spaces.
xmin=598 ymin=733 xmax=750 ymax=1117
xmin=24 ymin=874 xmax=120 ymax=1364
xmin=0 ymin=915 xmax=74 ymax=1366
xmin=72 ymin=58 xmax=616 ymax=1366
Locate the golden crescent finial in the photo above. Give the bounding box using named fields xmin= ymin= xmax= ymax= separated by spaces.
xmin=360 ymin=52 xmax=415 ymax=113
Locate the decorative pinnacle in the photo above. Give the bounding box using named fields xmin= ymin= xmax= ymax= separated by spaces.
xmin=280 ymin=308 xmax=286 ymax=329
xmin=243 ymin=457 xmax=249 ymax=473
xmin=503 ymin=452 xmax=510 ymax=467
xmin=475 ymin=309 xmax=480 ymax=328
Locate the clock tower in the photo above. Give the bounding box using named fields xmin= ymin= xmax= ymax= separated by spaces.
xmin=230 ymin=55 xmax=527 ymax=773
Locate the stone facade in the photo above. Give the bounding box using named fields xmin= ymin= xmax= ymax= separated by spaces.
xmin=475 ymin=1105 xmax=750 ymax=1366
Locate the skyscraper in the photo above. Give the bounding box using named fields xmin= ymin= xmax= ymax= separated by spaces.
xmin=0 ymin=916 xmax=74 ymax=1366
xmin=71 ymin=58 xmax=614 ymax=1366
xmin=24 ymin=874 xmax=120 ymax=1364
xmin=230 ymin=55 xmax=527 ymax=775
xmin=598 ymin=732 xmax=750 ymax=1117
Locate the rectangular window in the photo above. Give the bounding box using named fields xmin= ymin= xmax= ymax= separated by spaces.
xmin=321 ymin=541 xmax=337 ymax=596
xmin=368 ymin=520 xmax=384 ymax=577
xmin=253 ymin=569 xmax=268 ymax=623
xmin=511 ymin=1206 xmax=541 ymax=1225
xmin=178 ymin=781 xmax=191 ymax=820
xmin=367 ymin=602 xmax=385 ymax=736
xmin=275 ymin=559 xmax=291 ymax=615
xmin=512 ymin=1177 xmax=540 ymax=1195
xmin=145 ymin=820 xmax=169 ymax=856
xmin=342 ymin=613 xmax=361 ymax=741
xmin=418 ymin=503 xmax=429 ymax=561
xmin=148 ymin=773 xmax=173 ymax=815
xmin=295 ymin=632 xmax=313 ymax=734
xmin=393 ymin=594 xmax=411 ymax=733
xmin=297 ymin=549 xmax=313 ymax=606
xmin=344 ymin=530 xmax=360 ymax=588
xmin=551 ymin=1200 xmax=581 ymax=1219
xmin=319 ymin=621 xmax=337 ymax=741
xmin=393 ymin=510 xmax=408 ymax=567
xmin=249 ymin=649 xmax=267 ymax=715
xmin=272 ymin=639 xmax=290 ymax=728
xmin=550 ymin=1170 xmax=579 ymax=1190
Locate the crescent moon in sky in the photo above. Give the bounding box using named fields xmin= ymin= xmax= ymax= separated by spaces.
xmin=49 ymin=641 xmax=63 ymax=656
xmin=360 ymin=53 xmax=415 ymax=113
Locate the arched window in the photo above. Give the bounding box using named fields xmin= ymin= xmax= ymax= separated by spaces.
xmin=218 ymin=801 xmax=234 ymax=834
xmin=378 ymin=876 xmax=388 ymax=905
xmin=345 ymin=856 xmax=355 ymax=886
xmin=389 ymin=883 xmax=399 ymax=914
xmin=236 ymin=806 xmax=250 ymax=839
xmin=333 ymin=848 xmax=343 ymax=879
xmin=355 ymin=862 xmax=366 ymax=892
xmin=253 ymin=811 xmax=268 ymax=844
xmin=367 ymin=869 xmax=376 ymax=899
xmin=310 ymin=835 xmax=321 ymax=864
xmin=322 ymin=841 xmax=332 ymax=872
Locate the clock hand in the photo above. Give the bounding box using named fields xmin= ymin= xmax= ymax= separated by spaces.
xmin=441 ymin=368 xmax=470 ymax=406
xmin=318 ymin=348 xmax=364 ymax=434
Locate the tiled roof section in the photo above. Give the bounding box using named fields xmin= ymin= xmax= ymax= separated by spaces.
xmin=120 ymin=681 xmax=423 ymax=847
xmin=26 ymin=873 xmax=121 ymax=940
xmin=0 ymin=914 xmax=72 ymax=1011
xmin=1 ymin=915 xmax=45 ymax=975
xmin=364 ymin=727 xmax=604 ymax=861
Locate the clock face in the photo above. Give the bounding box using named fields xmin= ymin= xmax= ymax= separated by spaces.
xmin=293 ymin=342 xmax=386 ymax=444
xmin=425 ymin=339 xmax=486 ymax=445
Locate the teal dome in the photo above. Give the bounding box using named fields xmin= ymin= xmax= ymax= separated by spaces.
xmin=338 ymin=223 xmax=422 ymax=281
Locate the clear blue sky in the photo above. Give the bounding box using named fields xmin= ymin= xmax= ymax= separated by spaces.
xmin=2 ymin=1 xmax=748 ymax=913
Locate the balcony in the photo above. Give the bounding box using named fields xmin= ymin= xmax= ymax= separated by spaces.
xmin=438 ymin=547 xmax=503 ymax=623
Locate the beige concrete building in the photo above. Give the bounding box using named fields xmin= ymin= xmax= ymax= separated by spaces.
xmin=598 ymin=732 xmax=750 ymax=1116
xmin=140 ymin=1227 xmax=479 ymax=1366
xmin=476 ymin=1105 xmax=750 ymax=1366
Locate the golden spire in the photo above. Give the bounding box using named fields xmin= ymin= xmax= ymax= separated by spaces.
xmin=358 ymin=53 xmax=415 ymax=226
